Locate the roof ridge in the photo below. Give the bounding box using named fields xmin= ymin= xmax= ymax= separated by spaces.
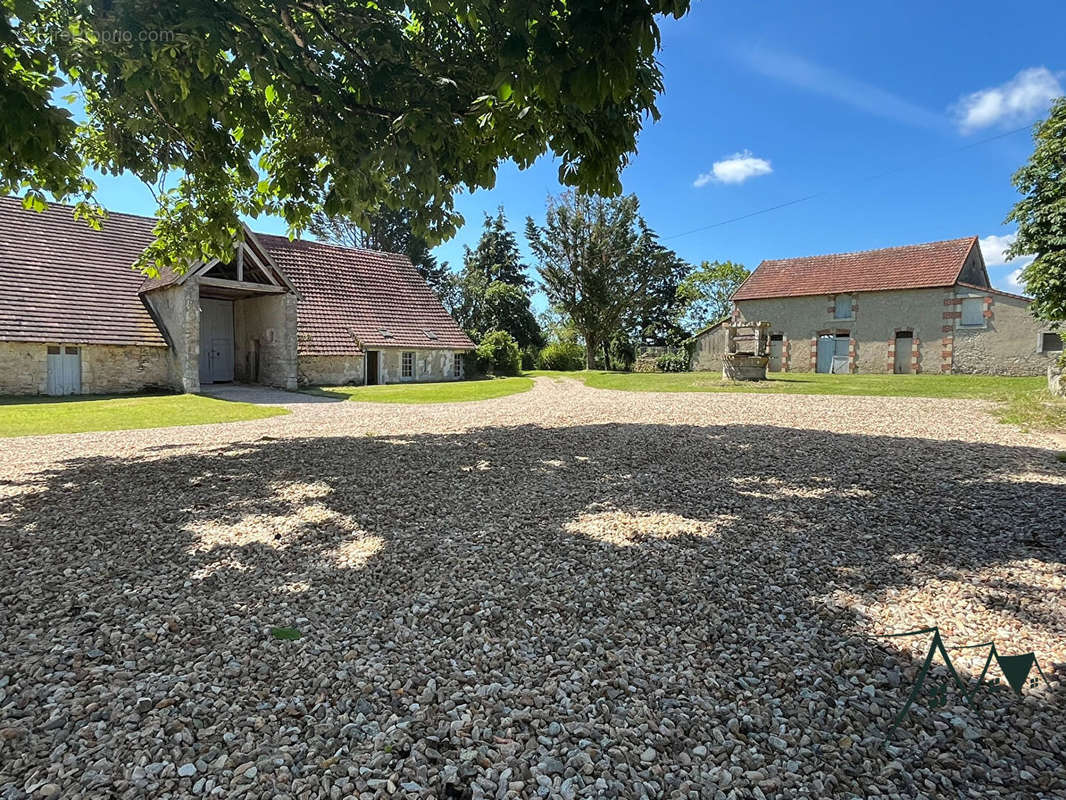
xmin=0 ymin=194 xmax=159 ymax=228
xmin=256 ymin=231 xmax=410 ymax=261
xmin=0 ymin=196 xmax=411 ymax=261
xmin=759 ymin=236 xmax=977 ymax=265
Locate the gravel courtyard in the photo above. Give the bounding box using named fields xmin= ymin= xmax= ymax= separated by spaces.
xmin=1 ymin=378 xmax=1064 ymax=799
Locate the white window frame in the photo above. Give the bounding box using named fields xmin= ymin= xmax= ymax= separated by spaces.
xmin=833 ymin=294 xmax=853 ymax=320
xmin=453 ymin=352 xmax=464 ymax=378
xmin=401 ymin=351 xmax=414 ymax=379
xmin=960 ymin=297 xmax=985 ymax=327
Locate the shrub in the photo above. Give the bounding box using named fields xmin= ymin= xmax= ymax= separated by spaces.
xmin=656 ymin=351 xmax=689 ymax=373
xmin=520 ymin=345 xmax=538 ymax=371
xmin=537 ymin=341 xmax=586 ymax=371
xmin=476 ymin=331 xmax=521 ymax=376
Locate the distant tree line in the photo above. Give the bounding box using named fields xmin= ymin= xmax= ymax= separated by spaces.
xmin=312 ymin=195 xmax=751 ymax=374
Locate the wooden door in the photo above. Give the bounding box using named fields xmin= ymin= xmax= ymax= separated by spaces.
xmin=816 ymin=335 xmax=834 ymax=373
xmin=768 ymin=336 xmax=783 ymax=371
xmin=47 ymin=345 xmax=81 ymax=395
xmin=894 ymin=333 xmax=913 ymax=374
xmin=199 ymin=299 xmax=235 ymax=383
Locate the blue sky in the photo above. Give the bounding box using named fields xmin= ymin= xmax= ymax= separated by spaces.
xmin=88 ymin=1 xmax=1064 ymax=301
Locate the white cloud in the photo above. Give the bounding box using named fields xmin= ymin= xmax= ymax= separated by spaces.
xmin=734 ymin=45 xmax=943 ymax=130
xmin=979 ymin=233 xmax=1024 ymax=267
xmin=694 ymin=151 xmax=773 ymax=187
xmin=981 ymin=232 xmax=1034 ymax=293
xmin=953 ymin=67 xmax=1063 ymax=133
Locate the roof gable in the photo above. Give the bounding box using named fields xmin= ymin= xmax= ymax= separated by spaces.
xmin=733 ymin=237 xmax=980 ymax=301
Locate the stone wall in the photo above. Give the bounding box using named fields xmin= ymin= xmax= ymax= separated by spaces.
xmin=298 ymin=354 xmax=365 ymax=386
xmin=0 ymin=341 xmax=171 ymax=396
xmin=378 ymin=348 xmax=465 ymax=384
xmin=82 ymin=345 xmax=172 ymax=393
xmin=143 ymin=282 xmax=200 ymax=391
xmin=735 ymin=288 xmax=945 ymax=373
xmin=735 ymin=285 xmax=1056 ymax=376
xmin=950 ymin=289 xmax=1058 ymax=376
xmin=234 ymin=293 xmax=298 ymax=389
xmin=0 ymin=342 xmax=48 ymax=394
xmin=689 ymin=324 xmax=728 ymax=372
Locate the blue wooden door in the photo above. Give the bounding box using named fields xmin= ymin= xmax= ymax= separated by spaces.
xmin=199 ymin=299 xmax=235 ymax=383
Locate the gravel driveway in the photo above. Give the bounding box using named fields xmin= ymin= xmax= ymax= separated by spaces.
xmin=1 ymin=378 xmax=1064 ymax=799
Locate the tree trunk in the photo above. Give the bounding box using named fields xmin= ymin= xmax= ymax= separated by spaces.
xmin=585 ymin=334 xmax=599 ymax=369
xmin=602 ymin=341 xmax=612 ymax=371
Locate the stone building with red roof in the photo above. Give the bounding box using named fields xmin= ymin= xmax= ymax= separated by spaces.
xmin=0 ymin=197 xmax=473 ymax=395
xmin=691 ymin=236 xmax=1061 ymax=376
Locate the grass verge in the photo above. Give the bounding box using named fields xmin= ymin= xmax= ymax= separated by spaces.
xmin=0 ymin=392 xmax=288 ymax=438
xmin=528 ymin=370 xmax=1066 ymax=432
xmin=304 ymin=376 xmax=534 ymax=404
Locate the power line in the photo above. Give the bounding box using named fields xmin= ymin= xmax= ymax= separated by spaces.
xmin=663 ymin=121 xmax=1037 ymax=242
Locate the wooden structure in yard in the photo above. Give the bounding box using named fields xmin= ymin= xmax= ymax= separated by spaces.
xmin=722 ymin=321 xmax=771 ymax=381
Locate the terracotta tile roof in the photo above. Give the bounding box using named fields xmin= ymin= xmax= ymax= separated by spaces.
xmin=733 ymin=237 xmax=979 ymax=301
xmin=257 ymin=234 xmax=474 ymax=356
xmin=0 ymin=198 xmax=472 ymax=357
xmin=0 ymin=196 xmax=167 ymax=346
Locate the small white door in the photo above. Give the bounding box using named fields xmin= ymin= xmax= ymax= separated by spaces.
xmin=894 ymin=333 xmax=913 ymax=374
xmin=47 ymin=345 xmax=82 ymax=395
xmin=768 ymin=336 xmax=783 ymax=371
xmin=199 ymin=299 xmax=235 ymax=383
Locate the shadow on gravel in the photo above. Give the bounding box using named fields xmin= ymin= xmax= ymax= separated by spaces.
xmin=1 ymin=423 xmax=1064 ymax=797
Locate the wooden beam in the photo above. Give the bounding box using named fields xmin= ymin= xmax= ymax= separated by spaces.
xmin=198 ymin=276 xmax=287 ymax=294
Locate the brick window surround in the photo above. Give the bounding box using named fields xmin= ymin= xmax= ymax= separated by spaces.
xmin=827 ymin=294 xmax=857 ymax=320
xmin=943 ymin=292 xmax=994 ymax=372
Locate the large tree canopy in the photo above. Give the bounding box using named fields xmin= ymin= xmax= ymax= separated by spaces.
xmin=677 ymin=259 xmax=751 ymax=331
xmin=453 ymin=209 xmax=541 ymax=348
xmin=1007 ymin=97 xmax=1066 ymax=324
xmin=527 ymin=192 xmax=668 ymax=369
xmin=2 ymin=0 xmax=689 ymax=272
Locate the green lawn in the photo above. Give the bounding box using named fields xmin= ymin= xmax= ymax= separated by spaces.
xmin=0 ymin=393 xmax=288 ymax=438
xmin=528 ymin=370 xmax=1066 ymax=432
xmin=305 ymin=376 xmax=534 ymax=404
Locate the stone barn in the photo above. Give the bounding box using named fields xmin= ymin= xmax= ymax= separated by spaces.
xmin=689 ymin=237 xmax=1061 ymax=375
xmin=0 ymin=198 xmax=473 ymax=395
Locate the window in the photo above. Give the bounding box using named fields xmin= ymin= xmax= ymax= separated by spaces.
xmin=401 ymin=351 xmax=414 ymax=378
xmin=960 ymin=297 xmax=984 ymax=326
xmin=453 ymin=352 xmax=464 ymax=377
xmin=1040 ymin=331 xmax=1063 ymax=352
xmin=833 ymin=294 xmax=853 ymax=320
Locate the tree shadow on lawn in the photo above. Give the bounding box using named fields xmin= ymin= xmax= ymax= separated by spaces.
xmin=1 ymin=423 xmax=1064 ymax=796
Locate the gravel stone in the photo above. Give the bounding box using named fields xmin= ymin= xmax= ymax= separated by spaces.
xmin=1 ymin=378 xmax=1063 ymax=798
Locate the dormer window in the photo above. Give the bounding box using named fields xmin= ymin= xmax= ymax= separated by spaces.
xmin=833 ymin=294 xmax=853 ymax=320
